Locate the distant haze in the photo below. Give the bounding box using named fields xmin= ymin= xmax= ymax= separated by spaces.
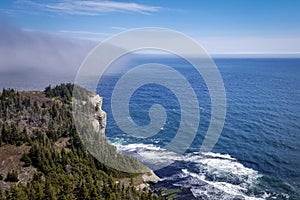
xmin=0 ymin=22 xmax=96 ymax=90
xmin=1 ymin=21 xmax=300 ymax=90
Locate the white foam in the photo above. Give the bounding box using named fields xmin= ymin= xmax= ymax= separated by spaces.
xmin=181 ymin=168 xmax=266 ymax=200
xmin=161 ymin=169 xmax=190 ymax=181
xmin=178 ymin=154 xmax=269 ymax=200
xmin=202 ymin=152 xmax=236 ymax=160
xmin=120 ymin=143 xmax=162 ymax=151
xmin=109 ymin=141 xmax=182 ymax=169
xmin=182 ymin=168 xmax=189 ymax=174
xmin=200 ymin=157 xmax=260 ymax=182
xmin=108 ymin=141 xmax=269 ymax=199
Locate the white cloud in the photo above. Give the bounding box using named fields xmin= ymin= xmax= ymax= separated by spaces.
xmin=59 ymin=30 xmax=110 ymax=35
xmin=17 ymin=0 xmax=160 ymax=15
xmin=56 ymin=30 xmax=112 ymax=41
xmin=111 ymin=26 xmax=128 ymax=31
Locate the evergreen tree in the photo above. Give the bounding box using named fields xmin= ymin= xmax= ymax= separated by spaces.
xmin=0 ymin=84 xmax=164 ymax=200
xmin=44 ymin=181 xmax=57 ymax=200
xmin=21 ymin=153 xmax=32 ymax=167
xmin=5 ymin=170 xmax=19 ymax=182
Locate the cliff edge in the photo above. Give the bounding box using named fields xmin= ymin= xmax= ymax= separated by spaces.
xmin=72 ymin=85 xmax=160 ymax=187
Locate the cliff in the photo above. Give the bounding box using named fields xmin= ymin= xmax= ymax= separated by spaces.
xmin=86 ymin=92 xmax=160 ymax=187
xmin=89 ymin=94 xmax=106 ymax=137
xmin=0 ymin=83 xmax=162 ymax=199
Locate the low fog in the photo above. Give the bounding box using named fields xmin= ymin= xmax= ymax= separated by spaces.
xmin=0 ymin=22 xmax=97 ymax=90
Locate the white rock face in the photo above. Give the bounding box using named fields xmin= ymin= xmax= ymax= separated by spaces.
xmin=142 ymin=171 xmax=161 ymax=184
xmin=89 ymin=94 xmax=102 ymax=107
xmin=89 ymin=93 xmax=161 ymax=188
xmin=89 ymin=94 xmax=106 ymax=137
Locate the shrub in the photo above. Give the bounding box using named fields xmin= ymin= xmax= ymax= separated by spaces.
xmin=5 ymin=170 xmax=19 ymax=182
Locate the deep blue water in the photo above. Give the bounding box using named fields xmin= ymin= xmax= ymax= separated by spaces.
xmin=96 ymin=57 xmax=300 ymax=200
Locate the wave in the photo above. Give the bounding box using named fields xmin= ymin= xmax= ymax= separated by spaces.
xmin=109 ymin=140 xmax=288 ymax=199
xmin=110 ymin=139 xmax=181 ymax=170
xmin=165 ymin=153 xmax=267 ymax=199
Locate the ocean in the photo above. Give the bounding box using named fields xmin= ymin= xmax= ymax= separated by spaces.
xmin=95 ymin=57 xmax=300 ymax=200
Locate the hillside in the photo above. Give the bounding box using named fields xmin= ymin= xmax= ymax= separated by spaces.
xmin=0 ymin=83 xmax=162 ymax=200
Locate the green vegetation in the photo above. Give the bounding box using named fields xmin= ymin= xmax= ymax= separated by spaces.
xmin=0 ymin=84 xmax=163 ymax=200
xmin=4 ymin=171 xmax=19 ymax=183
xmin=161 ymin=189 xmax=181 ymax=200
xmin=72 ymin=85 xmax=150 ymax=174
xmin=20 ymin=153 xmax=32 ymax=167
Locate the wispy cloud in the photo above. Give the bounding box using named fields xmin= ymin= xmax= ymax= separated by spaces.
xmin=59 ymin=30 xmax=111 ymax=36
xmin=16 ymin=0 xmax=160 ymax=15
xmin=111 ymin=26 xmax=128 ymax=31
xmin=57 ymin=30 xmax=112 ymax=41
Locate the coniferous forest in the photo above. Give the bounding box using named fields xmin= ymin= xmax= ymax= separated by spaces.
xmin=0 ymin=83 xmax=163 ymax=200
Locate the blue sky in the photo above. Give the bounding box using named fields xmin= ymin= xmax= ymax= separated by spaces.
xmin=1 ymin=0 xmax=300 ymax=53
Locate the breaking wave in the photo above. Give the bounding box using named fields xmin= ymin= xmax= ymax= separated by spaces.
xmin=109 ymin=140 xmax=286 ymax=199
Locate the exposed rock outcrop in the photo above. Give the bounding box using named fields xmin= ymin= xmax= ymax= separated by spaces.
xmin=89 ymin=94 xmax=106 ymax=137
xmin=142 ymin=171 xmax=161 ymax=184
xmin=88 ymin=93 xmax=161 ymax=188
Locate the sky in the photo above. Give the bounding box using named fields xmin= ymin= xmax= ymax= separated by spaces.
xmin=1 ymin=0 xmax=300 ymax=89
xmin=1 ymin=0 xmax=300 ymax=54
